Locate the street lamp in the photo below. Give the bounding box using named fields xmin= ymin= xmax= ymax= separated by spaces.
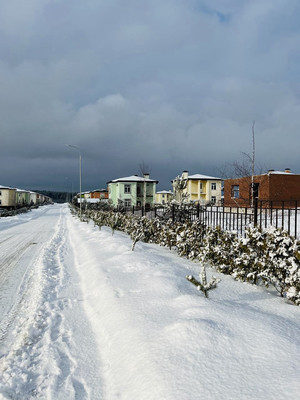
xmin=67 ymin=144 xmax=82 ymax=221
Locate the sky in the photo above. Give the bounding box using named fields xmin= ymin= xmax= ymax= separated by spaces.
xmin=0 ymin=0 xmax=300 ymax=192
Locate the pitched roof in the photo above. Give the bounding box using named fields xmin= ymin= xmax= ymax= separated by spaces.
xmin=187 ymin=174 xmax=222 ymax=181
xmin=16 ymin=188 xmax=31 ymax=193
xmin=267 ymin=170 xmax=296 ymax=175
xmin=0 ymin=185 xmax=15 ymax=190
xmin=107 ymin=175 xmax=158 ymax=184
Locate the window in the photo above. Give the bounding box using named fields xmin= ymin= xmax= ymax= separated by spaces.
xmin=0 ymin=191 xmax=2 ymax=196
xmin=232 ymin=185 xmax=239 ymax=198
xmin=125 ymin=199 xmax=131 ymax=207
xmin=124 ymin=184 xmax=131 ymax=194
xmin=211 ymin=196 xmax=216 ymax=204
xmin=200 ymin=183 xmax=203 ymax=190
xmin=211 ymin=182 xmax=216 ymax=191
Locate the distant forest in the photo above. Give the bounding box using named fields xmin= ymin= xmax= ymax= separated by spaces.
xmin=35 ymin=190 xmax=73 ymax=203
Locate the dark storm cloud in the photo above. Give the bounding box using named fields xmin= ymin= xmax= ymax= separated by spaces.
xmin=0 ymin=0 xmax=300 ymax=192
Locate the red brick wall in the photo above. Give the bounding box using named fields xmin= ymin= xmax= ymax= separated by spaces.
xmin=224 ymin=173 xmax=300 ymax=207
xmin=91 ymin=191 xmax=108 ymax=199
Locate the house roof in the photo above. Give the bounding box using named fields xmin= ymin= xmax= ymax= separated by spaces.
xmin=107 ymin=175 xmax=159 ymax=184
xmin=16 ymin=188 xmax=31 ymax=193
xmin=267 ymin=170 xmax=296 ymax=175
xmin=0 ymin=185 xmax=15 ymax=190
xmin=187 ymin=174 xmax=222 ymax=181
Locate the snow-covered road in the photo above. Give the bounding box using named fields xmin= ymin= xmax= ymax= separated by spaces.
xmin=0 ymin=204 xmax=299 ymax=400
xmin=0 ymin=205 xmax=103 ymax=399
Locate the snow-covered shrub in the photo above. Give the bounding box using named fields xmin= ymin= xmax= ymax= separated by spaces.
xmin=186 ymin=265 xmax=221 ymax=298
xmin=93 ymin=211 xmax=106 ymax=230
xmin=108 ymin=212 xmax=124 ymax=235
xmin=158 ymin=219 xmax=178 ymax=250
xmin=198 ymin=226 xmax=238 ymax=275
xmin=72 ymin=205 xmax=300 ymax=305
xmin=130 ymin=216 xmax=155 ymax=250
xmin=176 ymin=220 xmax=206 ymax=259
xmin=232 ymin=226 xmax=268 ymax=285
xmin=263 ymin=227 xmax=300 ymax=301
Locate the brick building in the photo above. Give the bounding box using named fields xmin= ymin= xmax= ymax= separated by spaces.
xmin=224 ymin=169 xmax=300 ymax=207
xmin=90 ymin=189 xmax=109 ymax=200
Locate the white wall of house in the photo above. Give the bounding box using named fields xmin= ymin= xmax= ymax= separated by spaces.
xmin=0 ymin=186 xmax=16 ymax=207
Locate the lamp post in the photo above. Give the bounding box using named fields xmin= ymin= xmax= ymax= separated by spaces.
xmin=67 ymin=144 xmax=82 ymax=221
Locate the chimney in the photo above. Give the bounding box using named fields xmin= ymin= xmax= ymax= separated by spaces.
xmin=268 ymin=169 xmax=274 ymax=174
xmin=182 ymin=170 xmax=189 ymax=179
xmin=284 ymin=168 xmax=291 ymax=173
xmin=143 ymin=173 xmax=150 ymax=179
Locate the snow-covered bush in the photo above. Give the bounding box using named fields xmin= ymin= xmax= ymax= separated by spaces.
xmin=176 ymin=220 xmax=206 ymax=259
xmin=198 ymin=226 xmax=238 ymax=275
xmin=186 ymin=266 xmax=221 ymax=298
xmin=263 ymin=227 xmax=300 ymax=301
xmin=71 ymin=205 xmax=300 ymax=305
xmin=129 ymin=216 xmax=155 ymax=250
xmin=109 ymin=212 xmax=124 ymax=235
xmin=232 ymin=226 xmax=268 ymax=285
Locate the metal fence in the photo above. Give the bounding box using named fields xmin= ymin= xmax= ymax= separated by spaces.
xmin=116 ymin=200 xmax=299 ymax=239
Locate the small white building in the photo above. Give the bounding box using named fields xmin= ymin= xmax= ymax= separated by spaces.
xmin=29 ymin=191 xmax=38 ymax=205
xmin=0 ymin=185 xmax=16 ymax=207
xmin=16 ymin=188 xmax=31 ymax=206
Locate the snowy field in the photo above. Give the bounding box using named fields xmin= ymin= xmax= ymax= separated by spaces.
xmin=0 ymin=204 xmax=299 ymax=399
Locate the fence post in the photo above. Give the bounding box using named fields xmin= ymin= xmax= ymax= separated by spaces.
xmin=253 ymin=197 xmax=258 ymax=226
xmin=295 ymin=201 xmax=298 ymax=239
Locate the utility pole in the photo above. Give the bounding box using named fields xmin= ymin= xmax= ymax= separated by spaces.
xmin=67 ymin=144 xmax=82 ymax=221
xmin=251 ymin=120 xmax=255 ymax=209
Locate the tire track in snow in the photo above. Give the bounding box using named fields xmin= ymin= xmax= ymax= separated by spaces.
xmin=0 ymin=206 xmax=89 ymax=399
xmin=0 ymin=231 xmax=42 ymax=337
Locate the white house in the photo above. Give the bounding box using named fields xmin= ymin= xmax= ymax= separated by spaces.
xmin=107 ymin=174 xmax=158 ymax=207
xmin=0 ymin=185 xmax=16 ymax=207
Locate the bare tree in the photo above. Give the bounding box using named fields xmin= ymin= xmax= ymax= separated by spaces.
xmin=139 ymin=161 xmax=152 ymax=208
xmin=139 ymin=161 xmax=151 ymax=176
xmin=217 ymin=121 xmax=264 ymax=181
xmin=172 ymin=174 xmax=188 ymax=203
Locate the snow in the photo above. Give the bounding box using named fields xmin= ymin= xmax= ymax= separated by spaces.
xmin=188 ymin=174 xmax=222 ymax=180
xmin=0 ymin=204 xmax=300 ymax=399
xmin=267 ymin=171 xmax=296 ymax=175
xmin=108 ymin=175 xmax=158 ymax=183
xmin=0 ymin=185 xmax=15 ymax=190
